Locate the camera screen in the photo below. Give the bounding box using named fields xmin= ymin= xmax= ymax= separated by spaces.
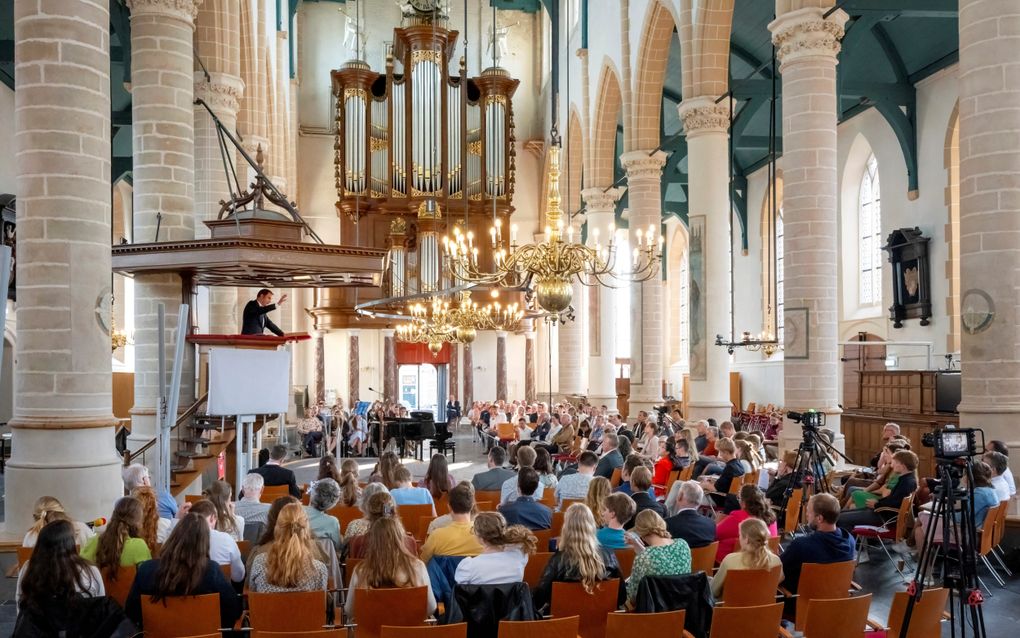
xmin=942 ymin=432 xmax=969 ymax=453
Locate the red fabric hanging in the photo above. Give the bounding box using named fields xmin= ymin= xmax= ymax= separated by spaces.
xmin=395 ymin=341 xmax=451 ymax=364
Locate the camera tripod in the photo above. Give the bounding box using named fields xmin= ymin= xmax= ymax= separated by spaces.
xmin=780 ymin=426 xmax=855 ymax=529
xmin=903 ymin=460 xmax=986 ymax=638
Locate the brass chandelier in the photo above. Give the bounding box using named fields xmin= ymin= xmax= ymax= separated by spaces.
xmin=442 ymin=144 xmax=661 ymax=315
xmin=394 ymin=290 xmax=524 ymax=356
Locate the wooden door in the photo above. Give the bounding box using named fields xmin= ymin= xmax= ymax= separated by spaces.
xmin=842 ymin=332 xmax=886 ymax=410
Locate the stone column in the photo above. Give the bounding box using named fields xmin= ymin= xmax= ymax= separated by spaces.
xmin=348 ymin=330 xmax=360 ymax=409
xmin=449 ymin=343 xmax=460 ymax=403
xmin=463 ymin=342 xmax=474 ymax=409
xmin=583 ymin=187 xmax=623 ymax=411
xmin=7 ymin=0 xmax=123 ymax=531
xmin=956 ymin=0 xmax=1020 ymax=446
xmin=128 ymin=0 xmax=200 ymax=454
xmin=383 ymin=330 xmax=397 ymax=403
xmin=313 ymin=331 xmax=325 ymax=403
xmin=496 ymin=331 xmax=508 ymax=401
xmin=525 ymin=331 xmax=537 ymax=403
xmin=679 ymin=97 xmax=734 ymax=423
xmin=769 ymin=8 xmax=848 ymax=447
xmin=620 ymin=151 xmax=667 ymax=415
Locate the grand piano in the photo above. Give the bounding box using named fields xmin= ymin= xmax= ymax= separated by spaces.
xmin=368 ymin=411 xmax=443 ymax=460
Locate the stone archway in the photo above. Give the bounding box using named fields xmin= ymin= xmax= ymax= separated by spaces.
xmin=590 ymin=61 xmax=623 ymax=189
xmin=631 ymin=0 xmax=681 ymax=151
xmin=944 ymin=103 xmax=960 ymax=354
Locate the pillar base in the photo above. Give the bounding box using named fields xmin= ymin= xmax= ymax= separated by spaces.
xmin=686 ymin=400 xmax=733 ymax=424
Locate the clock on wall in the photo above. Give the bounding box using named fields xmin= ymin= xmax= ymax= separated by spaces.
xmin=408 ymin=0 xmax=440 ymax=12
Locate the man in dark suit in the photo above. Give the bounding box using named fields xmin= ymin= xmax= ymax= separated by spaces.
xmin=625 ymin=467 xmax=667 ymax=530
xmin=471 ymin=447 xmax=517 ymax=491
xmin=241 ymin=288 xmax=287 ymax=336
xmin=445 ymin=395 xmax=461 ymax=425
xmin=664 ymin=480 xmax=715 ymax=548
xmin=498 ymin=468 xmax=552 ymax=531
xmin=594 ymin=432 xmax=624 ymax=479
xmin=247 ymin=444 xmax=301 ymax=497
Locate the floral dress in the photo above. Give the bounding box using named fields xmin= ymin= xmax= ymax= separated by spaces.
xmin=626 ymin=539 xmax=692 ymax=603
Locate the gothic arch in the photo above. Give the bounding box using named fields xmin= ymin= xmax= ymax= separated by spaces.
xmin=944 ymin=102 xmax=960 ymax=354
xmin=761 ymin=172 xmax=784 ymax=338
xmin=566 ymin=108 xmax=584 ymax=216
xmin=679 ymin=0 xmax=735 ymax=100
xmin=667 ymin=221 xmax=691 ymax=372
xmin=590 ymin=60 xmax=623 ymax=189
xmin=631 ymin=0 xmax=681 ymax=151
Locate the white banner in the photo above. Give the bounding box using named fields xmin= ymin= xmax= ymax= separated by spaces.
xmin=208 ymin=347 xmax=291 ymax=416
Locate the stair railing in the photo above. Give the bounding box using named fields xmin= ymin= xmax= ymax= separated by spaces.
xmin=122 ymin=392 xmax=209 ymax=468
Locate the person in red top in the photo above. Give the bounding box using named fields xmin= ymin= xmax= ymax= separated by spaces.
xmin=652 ymin=439 xmax=684 ymax=497
xmin=714 ymin=485 xmax=778 ymax=562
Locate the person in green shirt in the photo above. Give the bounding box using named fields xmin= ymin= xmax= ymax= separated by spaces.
xmin=625 ymin=509 xmax=691 ymax=606
xmin=80 ymin=496 xmax=151 ymax=578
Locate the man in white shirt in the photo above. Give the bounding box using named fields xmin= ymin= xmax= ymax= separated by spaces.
xmin=234 ymin=473 xmax=271 ymax=526
xmin=984 ymin=451 xmax=1014 ymax=501
xmin=190 ymin=500 xmax=245 ymax=583
xmin=986 ymin=442 xmax=1016 ymax=496
xmin=500 ymin=445 xmax=545 ymax=504
xmin=555 ymin=451 xmax=598 ymax=508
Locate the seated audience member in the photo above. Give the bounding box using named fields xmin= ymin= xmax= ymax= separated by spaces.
xmin=203 ymin=480 xmax=245 ymax=541
xmin=455 ymin=512 xmax=538 ymax=585
xmin=765 ymin=450 xmax=801 ymax=507
xmin=626 ymin=467 xmax=667 ymax=529
xmin=501 ymin=445 xmax=547 ymax=504
xmin=370 ymin=451 xmax=402 ymax=489
xmin=986 ymin=441 xmax=1015 ymax=496
xmin=334 ymin=459 xmax=362 ymax=508
xmin=715 ymin=485 xmax=778 ymax=562
xmin=80 ymin=496 xmax=151 ymax=576
xmin=984 ymin=451 xmax=1013 ymax=501
xmin=305 ymin=478 xmax=343 ymax=551
xmin=701 ymin=438 xmax=745 ymax=504
xmin=615 ymin=454 xmax=655 ymax=497
xmin=625 ymin=510 xmax=692 ymax=606
xmin=16 ymin=520 xmax=104 ymax=617
xmin=132 ymin=486 xmax=173 ymax=549
xmin=692 ymin=427 xmax=721 ymax=476
xmin=249 ymin=503 xmax=328 ymax=593
xmin=618 ymin=432 xmax=634 ymax=459
xmin=248 ymin=496 xmax=301 ymax=563
xmin=234 ymin=473 xmax=272 ymax=527
xmin=693 ymin=420 xmax=710 ymax=453
xmin=545 ymin=413 xmax=576 ymax=455
xmin=344 ymin=482 xmax=390 ymax=541
xmin=677 ymin=429 xmax=700 ymax=467
xmin=391 ymin=466 xmax=437 ymax=516
xmin=841 ymin=440 xmax=907 ymax=509
xmin=597 ymin=493 xmax=637 ymax=549
xmin=125 ymin=513 xmax=241 ymax=629
xmin=345 ymin=491 xmax=417 ymax=559
xmin=248 ymin=444 xmax=302 ymax=498
xmin=556 ymin=451 xmax=599 ymax=506
xmin=499 ymin=467 xmax=553 ymax=531
xmin=652 ymin=439 xmax=685 ymax=497
xmin=423 ymin=453 xmax=456 ymax=502
xmin=734 ymin=440 xmax=760 ymax=476
xmin=594 ymin=433 xmax=625 ymax=480
xmin=665 ymin=481 xmax=716 ymax=549
xmin=419 ymin=483 xmax=483 ymax=562
xmin=868 ymin=423 xmax=902 ymax=468
xmin=711 ymin=518 xmax=783 ymax=598
xmin=23 ymin=496 xmax=94 ymax=548
xmin=637 ymin=421 xmax=660 ymax=459
xmin=297 ymin=407 xmax=324 ymax=457
xmin=915 ymin=461 xmax=999 ymax=550
xmin=472 ymin=446 xmax=516 ymax=492
xmin=188 ymin=499 xmax=245 ymax=583
xmin=344 ymin=517 xmax=437 ymax=621
xmin=781 ymin=494 xmax=856 ymax=594
xmin=585 ymin=476 xmax=612 ymax=525
xmin=534 ymin=447 xmax=559 ymax=491
xmin=837 ymin=450 xmax=918 ymax=532
xmin=123 ymin=462 xmax=178 ymax=519
xmin=532 ymin=503 xmax=624 ymax=613
xmin=428 ymin=481 xmax=476 ymax=536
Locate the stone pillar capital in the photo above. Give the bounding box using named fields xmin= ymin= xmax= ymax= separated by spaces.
xmin=582 ymin=187 xmax=625 ymax=213
xmin=768 ymin=7 xmax=848 ymax=70
xmin=127 ymin=0 xmax=202 ymax=27
xmin=194 ymin=72 xmax=244 ymax=116
xmin=381 ymin=329 xmax=395 ymax=337
xmin=678 ymin=96 xmax=731 ymax=138
xmin=496 ymin=330 xmax=508 ymax=339
xmin=620 ymin=150 xmax=667 ymax=183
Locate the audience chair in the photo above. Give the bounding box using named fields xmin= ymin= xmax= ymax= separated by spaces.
xmin=498 ymin=616 xmax=580 ymax=638
xmin=742 ymin=470 xmax=761 ymax=487
xmin=434 ymin=494 xmax=450 ymax=516
xmin=559 ymin=498 xmax=584 ymax=512
xmin=260 ymin=484 xmax=291 ymax=504
xmin=852 ymin=492 xmax=915 ymax=581
xmin=301 ymin=493 xmax=311 ymax=505
xmin=348 ymin=586 xmax=431 ymax=638
xmin=381 ymin=623 xmax=468 ymax=637
xmin=532 ymin=528 xmax=554 ymax=552
xmin=708 ymin=603 xmax=783 ymax=638
xmin=718 ymin=566 xmax=782 ymax=607
xmin=474 ymin=500 xmax=497 ymax=512
xmin=779 ymin=560 xmax=858 ymax=630
xmin=781 ymin=490 xmax=803 ymax=537
xmin=475 ymin=491 xmax=502 ymax=506
xmin=977 ymin=502 xmax=1008 ymax=587
xmin=606 ymin=610 xmax=686 ymax=637
xmin=990 ymin=500 xmax=1013 ymax=576
xmin=524 ymin=552 xmax=554 ymax=589
xmin=16 ymin=546 xmax=32 ymax=567
xmin=539 ymin=493 xmax=557 ymax=509
xmin=251 ymin=631 xmax=344 ymax=638
xmin=248 ymin=591 xmax=328 ymax=632
xmin=141 ymin=593 xmax=221 ymax=638
xmin=678 ymin=465 xmax=695 ymax=482
xmin=783 ymin=594 xmax=872 ymax=638
xmin=550 ymin=579 xmax=620 ymax=638
xmin=550 ymin=511 xmax=565 ymax=538
xmin=417 ymin=515 xmax=436 ymax=542
xmin=610 ymin=468 xmax=622 ymax=488
xmin=867 ymin=588 xmax=949 ymax=638
xmin=396 ymin=504 xmax=436 ymax=536
xmin=614 ymin=548 xmax=636 ymax=579
xmin=102 ymin=565 xmax=137 ymax=609
xmin=237 ymin=539 xmax=252 ymax=561
xmin=327 ymin=505 xmax=363 ymax=533
xmin=344 ymin=558 xmax=363 ymax=589
xmin=689 ymin=542 xmax=719 ymax=575
xmin=185 ymin=494 xmax=203 ymax=504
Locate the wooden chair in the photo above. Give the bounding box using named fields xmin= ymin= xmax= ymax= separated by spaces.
xmin=606 ymin=610 xmax=686 ymax=637
xmin=708 ymin=603 xmax=783 ymax=638
xmin=344 ymin=558 xmax=363 ymax=588
xmin=792 ymin=594 xmax=872 ymax=638
xmin=781 ymin=489 xmax=803 ymax=536
xmin=141 ymin=594 xmax=221 ymax=638
xmin=396 ymin=504 xmax=435 ymax=536
xmin=614 ymin=548 xmax=636 ymax=579
xmin=434 ymin=494 xmax=450 ymax=516
xmin=742 ymin=470 xmax=761 ymax=487
xmin=718 ymin=566 xmax=782 ymax=607
xmin=348 ymin=586 xmax=431 ymax=638
xmin=610 ymin=468 xmax=622 ymax=488
xmin=260 ymin=484 xmax=291 ymax=504
xmin=524 ymin=552 xmax=554 ymax=588
xmin=532 ymin=528 xmax=554 ymax=552
xmin=550 ymin=511 xmax=565 ymax=538
xmin=782 ymin=560 xmax=858 ymax=630
xmin=237 ymin=539 xmax=252 ymax=561
xmin=678 ymin=465 xmax=695 ymax=481
xmin=559 ymin=498 xmax=585 ymax=512
xmin=475 ymin=500 xmax=497 ymax=512
xmin=496 ymin=422 xmax=518 ymax=443
xmin=102 ymin=565 xmax=137 ymax=609
xmin=539 ymin=493 xmax=557 ymax=509
xmin=381 ymin=624 xmax=468 ymax=637
xmin=689 ymin=542 xmax=719 ymax=575
xmin=989 ymin=499 xmax=1013 ymax=576
xmin=852 ymin=492 xmax=915 ymax=581
xmin=185 ymin=494 xmax=203 ymax=504
xmin=220 ymin=563 xmax=232 ymax=580
xmin=653 ymin=470 xmax=681 ymax=495
xmin=248 ymin=591 xmax=328 ymax=631
xmin=499 ymin=616 xmax=580 ymax=638
xmin=327 ymin=504 xmax=363 ymax=532
xmin=868 ymin=588 xmax=948 ymax=638
xmin=550 ymin=579 xmax=620 ymax=638
xmin=475 ymin=491 xmax=502 ymax=507
xmin=252 ymin=631 xmax=344 ymax=638
xmin=727 ymin=478 xmax=743 ymax=495
xmin=417 ymin=515 xmax=436 ymax=542
xmin=978 ymin=501 xmax=1008 ymax=586
xmin=16 ymin=546 xmax=32 ymax=567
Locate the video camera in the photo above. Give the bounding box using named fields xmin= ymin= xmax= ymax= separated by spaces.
xmin=653 ymin=405 xmax=670 ymax=415
xmin=922 ymin=427 xmax=981 ymax=461
xmin=786 ymin=409 xmax=825 ymax=431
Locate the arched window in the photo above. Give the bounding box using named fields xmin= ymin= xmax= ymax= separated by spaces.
xmin=775 ymin=210 xmax=784 ymax=342
xmin=859 ymin=154 xmax=882 ymax=305
xmin=614 ymin=231 xmax=632 ymax=373
xmin=761 ymin=176 xmax=783 ymax=344
xmin=679 ymin=249 xmax=690 ymax=370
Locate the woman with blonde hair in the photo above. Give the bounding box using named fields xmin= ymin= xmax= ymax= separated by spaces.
xmin=455 ymin=512 xmax=538 ymax=585
xmin=734 ymin=439 xmax=760 ymax=473
xmin=532 ymin=503 xmax=623 ymax=613
xmin=585 ymin=476 xmax=612 ymax=526
xmin=710 ymin=518 xmax=782 ymax=598
xmin=714 ymin=485 xmax=778 ymax=561
xmin=23 ymin=496 xmax=94 ymax=548
xmin=202 ymin=480 xmax=244 ymax=540
xmin=131 ymin=486 xmax=172 ymax=548
xmin=249 ymin=503 xmax=327 ymax=592
xmin=625 ymin=510 xmax=692 ymax=605
xmin=343 ymin=517 xmax=436 ymax=621
xmin=677 ymin=428 xmax=700 ymax=464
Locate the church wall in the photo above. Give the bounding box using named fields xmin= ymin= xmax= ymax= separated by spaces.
xmin=0 ymin=85 xmax=14 ymax=193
